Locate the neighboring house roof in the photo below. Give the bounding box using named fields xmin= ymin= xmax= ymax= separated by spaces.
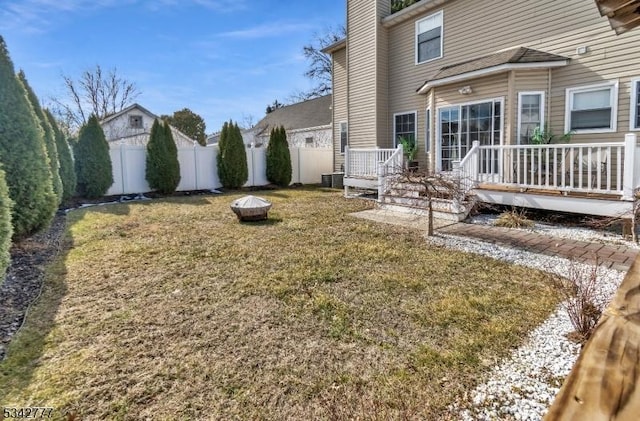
xmin=100 ymin=103 xmax=157 ymax=125
xmin=254 ymin=95 xmax=332 ymax=136
xmin=417 ymin=47 xmax=569 ymax=94
xmin=206 ymin=132 xmax=220 ymax=145
xmin=595 ymin=0 xmax=640 ymax=34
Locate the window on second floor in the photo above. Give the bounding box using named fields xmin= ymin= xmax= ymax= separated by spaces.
xmin=565 ymin=81 xmax=618 ymax=133
xmin=631 ymin=78 xmax=640 ymax=131
xmin=416 ymin=11 xmax=443 ymax=64
xmin=129 ymin=115 xmax=143 ymax=129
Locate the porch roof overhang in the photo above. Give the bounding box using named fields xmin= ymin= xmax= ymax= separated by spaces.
xmin=321 ymin=38 xmax=346 ymax=54
xmin=416 ymin=47 xmax=569 ymax=95
xmin=595 ymin=0 xmax=640 ymax=34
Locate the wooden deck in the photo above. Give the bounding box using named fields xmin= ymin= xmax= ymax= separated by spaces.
xmin=474 ymin=183 xmax=633 ymax=218
xmin=545 ymin=256 xmax=640 ymax=420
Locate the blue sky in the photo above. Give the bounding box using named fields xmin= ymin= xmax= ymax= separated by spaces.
xmin=0 ymin=0 xmax=345 ymax=133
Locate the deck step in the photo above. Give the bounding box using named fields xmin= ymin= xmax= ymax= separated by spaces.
xmin=379 ymin=196 xmax=470 ymax=222
xmin=377 ymin=202 xmax=469 ymax=222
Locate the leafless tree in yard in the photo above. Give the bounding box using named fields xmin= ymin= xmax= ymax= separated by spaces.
xmin=51 ymin=65 xmax=140 ymax=132
xmin=390 ymin=168 xmax=472 ymax=237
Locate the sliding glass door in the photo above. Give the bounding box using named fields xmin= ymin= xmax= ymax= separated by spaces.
xmin=438 ymin=99 xmax=502 ymax=172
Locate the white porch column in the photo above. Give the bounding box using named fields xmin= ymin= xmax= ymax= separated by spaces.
xmin=622 ymin=133 xmax=638 ymax=200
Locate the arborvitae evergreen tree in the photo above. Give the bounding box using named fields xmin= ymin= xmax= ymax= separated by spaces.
xmin=266 ymin=125 xmax=292 ymax=186
xmin=146 ymin=119 xmax=181 ymax=194
xmin=0 ymin=168 xmax=12 ymax=283
xmin=0 ymin=36 xmax=56 ymax=238
xmin=217 ymin=120 xmax=248 ymax=189
xmin=45 ymin=110 xmax=76 ymax=201
xmin=19 ymin=70 xmax=63 ymax=206
xmin=74 ymin=115 xmax=113 ymax=198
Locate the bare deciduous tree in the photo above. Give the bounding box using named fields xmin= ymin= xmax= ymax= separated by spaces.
xmin=51 ymin=65 xmax=140 ymax=131
xmin=295 ymin=25 xmax=346 ymax=101
xmin=390 ymin=168 xmax=471 ymax=236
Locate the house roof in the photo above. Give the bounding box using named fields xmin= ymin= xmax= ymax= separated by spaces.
xmin=100 ymin=103 xmax=197 ymax=145
xmin=322 ymin=38 xmax=346 ymax=54
xmin=99 ymin=103 xmax=157 ymax=125
xmin=254 ymin=95 xmax=332 ymax=136
xmin=595 ymin=0 xmax=640 ymax=34
xmin=417 ymin=47 xmax=569 ymax=94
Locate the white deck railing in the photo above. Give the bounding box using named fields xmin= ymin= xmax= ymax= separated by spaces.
xmin=458 ymin=134 xmax=640 ymax=200
xmin=377 ymin=146 xmax=404 ymax=198
xmin=344 ymin=147 xmax=399 ymax=178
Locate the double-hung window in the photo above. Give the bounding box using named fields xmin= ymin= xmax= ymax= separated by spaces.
xmin=565 ymin=81 xmax=618 ymax=133
xmin=631 ymin=78 xmax=640 ymax=131
xmin=339 ymin=122 xmax=348 ymax=153
xmin=416 ymin=11 xmax=443 ymax=64
xmin=518 ymin=92 xmax=544 ymax=144
xmin=394 ymin=112 xmax=416 ymax=148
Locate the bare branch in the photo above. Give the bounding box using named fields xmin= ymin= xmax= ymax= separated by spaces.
xmin=389 ymin=168 xmax=473 ymax=236
xmin=51 ymin=64 xmax=140 ymax=132
xmin=297 ymin=25 xmax=346 ymax=100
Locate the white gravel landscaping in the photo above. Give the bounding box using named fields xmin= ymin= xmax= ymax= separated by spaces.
xmin=428 ymin=228 xmax=625 ymax=421
xmin=469 ymin=213 xmax=639 ymax=249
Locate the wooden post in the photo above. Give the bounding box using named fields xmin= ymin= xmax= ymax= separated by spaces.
xmin=545 ymin=257 xmax=640 ymax=420
xmin=622 ymin=133 xmax=637 ymax=200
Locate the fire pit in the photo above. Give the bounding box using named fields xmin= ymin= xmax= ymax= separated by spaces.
xmin=230 ymin=195 xmax=272 ymax=221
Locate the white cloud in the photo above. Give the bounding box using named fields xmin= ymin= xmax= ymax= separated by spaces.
xmin=0 ymin=0 xmax=246 ymax=33
xmin=217 ymin=22 xmax=315 ymax=39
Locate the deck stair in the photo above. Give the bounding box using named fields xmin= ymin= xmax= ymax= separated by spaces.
xmin=378 ymin=178 xmax=472 ymax=221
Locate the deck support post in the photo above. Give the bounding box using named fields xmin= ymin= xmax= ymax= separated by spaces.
xmin=344 ymin=146 xmax=350 ymax=198
xmin=622 ymin=133 xmax=638 ymax=201
xmin=377 ymin=160 xmax=385 ymax=202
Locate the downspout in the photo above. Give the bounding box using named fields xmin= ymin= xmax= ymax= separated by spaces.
xmin=429 ymin=90 xmax=436 ymax=172
xmin=507 ymin=70 xmax=516 ymax=145
xmin=547 ymin=68 xmax=552 ymax=132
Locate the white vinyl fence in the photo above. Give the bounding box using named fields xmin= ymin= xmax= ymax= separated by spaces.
xmin=107 ymin=144 xmax=332 ymax=196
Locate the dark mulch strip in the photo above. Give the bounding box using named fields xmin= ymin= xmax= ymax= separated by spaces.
xmin=0 ymin=214 xmax=66 ymax=361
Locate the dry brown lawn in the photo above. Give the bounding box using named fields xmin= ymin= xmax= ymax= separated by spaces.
xmin=0 ymin=188 xmax=560 ymax=420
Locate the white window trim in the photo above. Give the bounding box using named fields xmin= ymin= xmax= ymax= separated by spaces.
xmin=425 ymin=107 xmax=431 ymax=152
xmin=435 ymin=97 xmax=505 ymax=172
xmin=517 ymin=91 xmax=545 ymax=145
xmin=393 ymin=110 xmax=418 ymax=148
xmin=630 ymin=78 xmax=640 ymax=131
xmin=564 ymin=80 xmax=618 ymax=134
xmin=415 ymin=10 xmax=443 ymax=65
xmin=339 ymin=121 xmax=348 ymax=155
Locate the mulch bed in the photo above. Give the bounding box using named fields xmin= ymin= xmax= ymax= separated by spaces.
xmin=0 ymin=213 xmax=66 ymax=361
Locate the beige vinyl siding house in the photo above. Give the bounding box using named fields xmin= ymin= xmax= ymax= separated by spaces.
xmin=329 ymin=0 xmax=640 ymax=217
xmin=331 ymin=0 xmax=640 ymax=164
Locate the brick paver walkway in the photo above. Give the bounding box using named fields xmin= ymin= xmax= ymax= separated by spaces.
xmin=440 ymin=223 xmax=639 ymax=272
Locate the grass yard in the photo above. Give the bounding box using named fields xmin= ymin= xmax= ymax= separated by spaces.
xmin=0 ymin=188 xmax=561 ymax=420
